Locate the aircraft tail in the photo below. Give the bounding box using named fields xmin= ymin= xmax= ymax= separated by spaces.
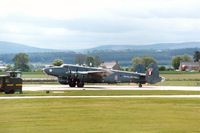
xmin=146 ymin=63 xmax=164 ymax=84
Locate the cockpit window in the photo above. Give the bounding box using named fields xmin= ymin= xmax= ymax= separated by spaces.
xmin=64 ymin=66 xmax=68 ymax=69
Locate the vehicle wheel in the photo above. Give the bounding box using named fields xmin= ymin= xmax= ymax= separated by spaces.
xmin=5 ymin=89 xmax=15 ymax=94
xmin=77 ymin=82 xmax=84 ymax=88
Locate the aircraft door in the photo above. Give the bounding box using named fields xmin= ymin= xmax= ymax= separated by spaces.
xmin=114 ymin=74 xmax=118 ymax=82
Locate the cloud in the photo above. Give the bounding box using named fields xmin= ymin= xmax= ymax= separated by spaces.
xmin=1 ymin=0 xmax=200 ymax=49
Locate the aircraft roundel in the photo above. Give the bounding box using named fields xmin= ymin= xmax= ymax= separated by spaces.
xmin=147 ymin=68 xmax=153 ymax=76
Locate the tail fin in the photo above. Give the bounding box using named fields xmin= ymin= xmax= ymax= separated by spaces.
xmin=146 ymin=63 xmax=162 ymax=84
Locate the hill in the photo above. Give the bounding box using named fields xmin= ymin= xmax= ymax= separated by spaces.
xmin=88 ymin=42 xmax=200 ymax=51
xmin=1 ymin=41 xmax=200 ymax=54
xmin=0 ymin=41 xmax=60 ymax=54
xmin=0 ymin=48 xmax=199 ymax=66
xmin=0 ymin=41 xmax=200 ymax=66
xmin=87 ymin=48 xmax=200 ymax=66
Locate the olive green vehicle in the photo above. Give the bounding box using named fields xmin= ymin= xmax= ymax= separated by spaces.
xmin=0 ymin=71 xmax=23 ymax=94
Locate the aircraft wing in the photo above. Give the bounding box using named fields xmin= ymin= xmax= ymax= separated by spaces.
xmin=132 ymin=72 xmax=146 ymax=76
xmin=71 ymin=70 xmax=112 ymax=76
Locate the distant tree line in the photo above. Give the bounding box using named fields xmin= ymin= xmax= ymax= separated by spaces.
xmin=2 ymin=49 xmax=200 ymax=72
xmin=1 ymin=48 xmax=200 ymax=67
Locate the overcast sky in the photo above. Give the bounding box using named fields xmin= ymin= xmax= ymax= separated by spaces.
xmin=0 ymin=0 xmax=200 ymax=50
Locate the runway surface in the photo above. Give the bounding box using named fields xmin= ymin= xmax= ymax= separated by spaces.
xmin=1 ymin=85 xmax=200 ymax=99
xmin=23 ymin=84 xmax=200 ymax=91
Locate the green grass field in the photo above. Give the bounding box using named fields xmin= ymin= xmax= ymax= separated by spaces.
xmin=22 ymin=71 xmax=51 ymax=78
xmin=1 ymin=71 xmax=200 ymax=132
xmin=158 ymin=72 xmax=200 ymax=86
xmin=2 ymin=90 xmax=200 ymax=96
xmin=0 ymin=98 xmax=200 ymax=133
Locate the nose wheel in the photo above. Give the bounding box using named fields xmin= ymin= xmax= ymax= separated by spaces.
xmin=77 ymin=81 xmax=84 ymax=87
xmin=139 ymin=83 xmax=142 ymax=88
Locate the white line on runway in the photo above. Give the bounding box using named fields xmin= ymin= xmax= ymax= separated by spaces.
xmin=1 ymin=95 xmax=200 ymax=99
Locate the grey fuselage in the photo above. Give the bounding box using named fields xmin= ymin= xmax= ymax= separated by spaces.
xmin=44 ymin=64 xmax=146 ymax=84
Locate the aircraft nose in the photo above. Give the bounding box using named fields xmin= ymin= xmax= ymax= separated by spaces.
xmin=43 ymin=67 xmax=52 ymax=75
xmin=43 ymin=68 xmax=48 ymax=74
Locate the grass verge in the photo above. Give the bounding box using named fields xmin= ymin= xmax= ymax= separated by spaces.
xmin=0 ymin=98 xmax=200 ymax=133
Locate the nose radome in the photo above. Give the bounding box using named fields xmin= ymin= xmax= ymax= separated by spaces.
xmin=43 ymin=68 xmax=50 ymax=74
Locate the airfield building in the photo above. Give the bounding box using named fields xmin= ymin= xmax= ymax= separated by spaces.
xmin=179 ymin=61 xmax=200 ymax=71
xmin=100 ymin=61 xmax=121 ymax=70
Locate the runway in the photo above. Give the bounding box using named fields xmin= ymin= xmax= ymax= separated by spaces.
xmin=0 ymin=85 xmax=200 ymax=99
xmin=23 ymin=84 xmax=200 ymax=91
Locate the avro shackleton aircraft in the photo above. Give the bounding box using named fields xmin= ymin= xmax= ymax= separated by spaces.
xmin=44 ymin=63 xmax=164 ymax=88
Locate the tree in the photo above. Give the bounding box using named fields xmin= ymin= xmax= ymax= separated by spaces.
xmin=132 ymin=57 xmax=144 ymax=71
xmin=193 ymin=51 xmax=200 ymax=62
xmin=132 ymin=57 xmax=143 ymax=65
xmin=75 ymin=54 xmax=86 ymax=65
xmin=172 ymin=56 xmax=182 ymax=69
xmin=182 ymin=54 xmax=192 ymax=62
xmin=132 ymin=56 xmax=157 ymax=69
xmin=172 ymin=54 xmax=192 ymax=69
xmin=86 ymin=56 xmax=95 ymax=67
xmin=52 ymin=59 xmax=64 ymax=66
xmin=13 ymin=53 xmax=30 ymax=72
xmin=159 ymin=66 xmax=166 ymax=71
xmin=85 ymin=56 xmax=102 ymax=67
xmin=94 ymin=56 xmax=102 ymax=67
xmin=142 ymin=56 xmax=157 ymax=68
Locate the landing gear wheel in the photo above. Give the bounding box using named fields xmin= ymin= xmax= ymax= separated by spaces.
xmin=69 ymin=79 xmax=76 ymax=87
xmin=69 ymin=82 xmax=76 ymax=87
xmin=139 ymin=83 xmax=142 ymax=88
xmin=77 ymin=82 xmax=84 ymax=88
xmin=76 ymin=78 xmax=84 ymax=88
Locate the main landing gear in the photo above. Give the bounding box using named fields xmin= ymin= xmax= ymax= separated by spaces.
xmin=69 ymin=78 xmax=84 ymax=88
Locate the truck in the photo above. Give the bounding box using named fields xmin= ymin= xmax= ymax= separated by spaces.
xmin=0 ymin=71 xmax=23 ymax=94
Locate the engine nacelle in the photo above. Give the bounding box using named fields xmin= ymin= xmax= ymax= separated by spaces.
xmin=58 ymin=77 xmax=68 ymax=85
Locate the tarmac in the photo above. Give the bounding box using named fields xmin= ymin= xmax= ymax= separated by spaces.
xmin=1 ymin=85 xmax=200 ymax=99
xmin=23 ymin=84 xmax=200 ymax=91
